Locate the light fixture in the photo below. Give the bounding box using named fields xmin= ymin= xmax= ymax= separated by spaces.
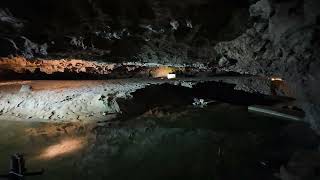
xmin=167 ymin=73 xmax=176 ymax=79
xmin=271 ymin=77 xmax=283 ymax=81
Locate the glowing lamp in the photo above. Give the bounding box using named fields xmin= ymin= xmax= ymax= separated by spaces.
xmin=271 ymin=77 xmax=283 ymax=81
xmin=167 ymin=74 xmax=176 ymax=79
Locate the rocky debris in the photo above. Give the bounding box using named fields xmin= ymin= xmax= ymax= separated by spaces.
xmin=179 ymin=81 xmax=194 ymax=88
xmin=192 ymin=98 xmax=212 ymax=108
xmin=20 ymin=37 xmax=48 ymax=59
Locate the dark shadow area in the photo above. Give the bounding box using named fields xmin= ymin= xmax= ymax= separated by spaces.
xmin=0 ymin=0 xmax=251 ymax=60
xmin=116 ymin=81 xmax=293 ymax=121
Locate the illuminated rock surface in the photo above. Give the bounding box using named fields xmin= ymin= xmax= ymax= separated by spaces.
xmin=0 ymin=77 xmax=286 ymax=122
xmin=0 ymin=0 xmax=319 ymax=130
xmin=0 ymin=0 xmax=320 ymax=179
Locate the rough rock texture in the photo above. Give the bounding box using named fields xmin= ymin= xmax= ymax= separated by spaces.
xmin=215 ymin=0 xmax=320 ymax=131
xmin=0 ymin=79 xmax=211 ymax=122
xmin=0 ymin=0 xmax=250 ymax=64
xmin=0 ymin=78 xmax=284 ymax=122
xmin=0 ymin=79 xmax=163 ymax=122
xmin=0 ymin=0 xmax=319 ymax=131
xmin=0 ymin=57 xmax=211 ymax=79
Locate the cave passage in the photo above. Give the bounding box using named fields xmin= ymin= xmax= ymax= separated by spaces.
xmin=1 ymin=0 xmax=320 ymax=179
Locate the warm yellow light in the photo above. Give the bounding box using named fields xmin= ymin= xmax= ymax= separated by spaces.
xmin=271 ymin=77 xmax=283 ymax=81
xmin=39 ymin=138 xmax=85 ymax=159
xmin=151 ymin=67 xmax=175 ymax=78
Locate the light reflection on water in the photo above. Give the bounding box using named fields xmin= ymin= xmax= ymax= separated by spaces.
xmin=0 ymin=104 xmax=317 ymax=180
xmin=39 ymin=138 xmax=86 ymax=160
xmin=0 ymin=121 xmax=92 ymax=177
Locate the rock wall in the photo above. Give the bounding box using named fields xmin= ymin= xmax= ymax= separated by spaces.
xmin=215 ymin=0 xmax=320 ymax=131
xmin=0 ymin=0 xmax=320 ymax=131
xmin=0 ymin=0 xmax=250 ymax=64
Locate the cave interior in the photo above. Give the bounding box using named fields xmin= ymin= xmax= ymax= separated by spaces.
xmin=0 ymin=0 xmax=320 ymax=180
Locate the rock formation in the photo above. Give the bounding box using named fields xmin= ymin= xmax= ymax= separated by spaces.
xmin=215 ymin=0 xmax=320 ymax=131
xmin=0 ymin=0 xmax=319 ymax=130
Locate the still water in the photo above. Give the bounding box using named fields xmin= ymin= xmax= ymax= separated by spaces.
xmin=0 ymin=104 xmax=317 ymax=180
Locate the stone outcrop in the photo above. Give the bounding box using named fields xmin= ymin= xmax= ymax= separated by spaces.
xmin=214 ymin=0 xmax=320 ymax=131
xmin=0 ymin=0 xmax=250 ymax=64
xmin=0 ymin=57 xmax=211 ymax=79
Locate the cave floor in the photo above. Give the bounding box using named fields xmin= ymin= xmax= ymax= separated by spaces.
xmin=0 ymin=76 xmax=269 ymax=92
xmin=0 ymin=77 xmax=317 ymax=180
xmin=0 ymin=76 xmax=284 ymax=123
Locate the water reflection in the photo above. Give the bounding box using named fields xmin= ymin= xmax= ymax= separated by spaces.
xmin=39 ymin=138 xmax=86 ymax=159
xmin=0 ymin=104 xmax=318 ymax=180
